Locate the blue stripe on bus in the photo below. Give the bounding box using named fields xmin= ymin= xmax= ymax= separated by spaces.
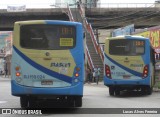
xmin=13 ymin=46 xmax=72 ymax=84
xmin=105 ymin=54 xmax=142 ymax=77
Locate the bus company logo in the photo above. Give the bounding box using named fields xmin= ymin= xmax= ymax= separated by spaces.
xmin=125 ymin=57 xmax=128 ymax=61
xmin=2 ymin=109 xmax=11 ymax=114
xmin=130 ymin=64 xmax=143 ymax=67
xmin=45 ymin=52 xmax=50 ymax=56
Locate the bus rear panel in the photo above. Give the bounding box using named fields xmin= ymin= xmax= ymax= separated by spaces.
xmin=11 ymin=20 xmax=84 ymax=107
xmin=104 ymin=36 xmax=155 ymax=96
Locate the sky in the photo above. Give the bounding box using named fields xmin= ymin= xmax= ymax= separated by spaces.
xmin=0 ymin=0 xmax=157 ymax=9
xmin=0 ymin=0 xmax=157 ymax=4
xmin=100 ymin=0 xmax=156 ymax=3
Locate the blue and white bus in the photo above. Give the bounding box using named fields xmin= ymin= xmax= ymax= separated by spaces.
xmin=104 ymin=35 xmax=155 ymax=96
xmin=11 ymin=20 xmax=84 ymax=108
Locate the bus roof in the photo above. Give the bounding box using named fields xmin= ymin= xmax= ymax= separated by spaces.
xmin=14 ymin=20 xmax=82 ymax=26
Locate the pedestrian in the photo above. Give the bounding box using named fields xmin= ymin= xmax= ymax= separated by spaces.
xmin=4 ymin=66 xmax=8 ymax=78
xmin=4 ymin=60 xmax=8 ymax=78
xmin=94 ymin=65 xmax=101 ymax=85
xmin=92 ymin=68 xmax=96 ymax=82
xmin=0 ymin=69 xmax=2 ymax=75
xmin=5 ymin=68 xmax=8 ymax=77
xmin=79 ymin=0 xmax=82 ymax=4
xmin=87 ymin=67 xmax=91 ymax=84
xmin=90 ymin=68 xmax=93 ymax=82
xmin=85 ymin=68 xmax=88 ymax=83
xmin=77 ymin=1 xmax=80 ymax=8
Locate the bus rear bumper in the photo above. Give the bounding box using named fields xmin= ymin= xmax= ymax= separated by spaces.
xmin=103 ymin=76 xmax=150 ymax=87
xmin=11 ymin=80 xmax=83 ymax=97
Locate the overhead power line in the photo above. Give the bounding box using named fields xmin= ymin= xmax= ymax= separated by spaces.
xmin=89 ymin=10 xmax=160 ymax=29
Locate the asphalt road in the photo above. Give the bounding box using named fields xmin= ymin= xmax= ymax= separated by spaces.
xmin=0 ymin=76 xmax=160 ymax=117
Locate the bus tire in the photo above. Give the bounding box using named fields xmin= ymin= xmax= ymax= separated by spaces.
xmin=75 ymin=97 xmax=82 ymax=107
xmin=141 ymin=87 xmax=146 ymax=94
xmin=20 ymin=96 xmax=28 ymax=108
xmin=147 ymin=87 xmax=152 ymax=95
xmin=115 ymin=89 xmax=120 ymax=96
xmin=28 ymin=97 xmax=36 ymax=108
xmin=109 ymin=87 xmax=114 ymax=96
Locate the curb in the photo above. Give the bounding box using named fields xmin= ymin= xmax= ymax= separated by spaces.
xmin=0 ymin=76 xmax=11 ymax=81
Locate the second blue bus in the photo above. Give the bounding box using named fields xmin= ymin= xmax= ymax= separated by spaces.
xmin=104 ymin=35 xmax=155 ymax=96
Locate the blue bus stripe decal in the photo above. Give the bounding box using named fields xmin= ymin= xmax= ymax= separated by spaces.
xmin=13 ymin=46 xmax=72 ymax=84
xmin=105 ymin=54 xmax=142 ymax=77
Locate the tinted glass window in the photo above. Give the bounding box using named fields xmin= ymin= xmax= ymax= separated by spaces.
xmin=20 ymin=24 xmax=76 ymax=50
xmin=109 ymin=39 xmax=145 ymax=55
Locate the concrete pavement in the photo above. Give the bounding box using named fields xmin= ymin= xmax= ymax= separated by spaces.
xmin=0 ymin=75 xmax=11 ymax=81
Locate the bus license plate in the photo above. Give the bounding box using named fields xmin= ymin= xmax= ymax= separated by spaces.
xmin=41 ymin=80 xmax=53 ymax=85
xmin=123 ymin=75 xmax=131 ymax=79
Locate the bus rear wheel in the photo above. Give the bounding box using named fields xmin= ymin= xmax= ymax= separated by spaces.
xmin=147 ymin=87 xmax=153 ymax=95
xmin=141 ymin=87 xmax=153 ymax=95
xmin=28 ymin=97 xmax=36 ymax=108
xmin=115 ymin=89 xmax=120 ymax=96
xmin=74 ymin=97 xmax=82 ymax=107
xmin=109 ymin=87 xmax=114 ymax=96
xmin=20 ymin=96 xmax=28 ymax=108
xmin=69 ymin=96 xmax=82 ymax=107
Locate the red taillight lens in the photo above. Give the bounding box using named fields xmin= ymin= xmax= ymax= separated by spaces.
xmin=105 ymin=64 xmax=111 ymax=78
xmin=16 ymin=72 xmax=21 ymax=77
xmin=142 ymin=65 xmax=149 ymax=78
xmin=75 ymin=73 xmax=79 ymax=77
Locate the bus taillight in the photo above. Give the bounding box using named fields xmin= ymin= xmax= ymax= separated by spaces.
xmin=75 ymin=73 xmax=79 ymax=77
xmin=74 ymin=67 xmax=80 ymax=77
xmin=74 ymin=67 xmax=80 ymax=83
xmin=142 ymin=65 xmax=149 ymax=78
xmin=16 ymin=72 xmax=21 ymax=77
xmin=105 ymin=64 xmax=111 ymax=78
xmin=15 ymin=66 xmax=20 ymax=71
xmin=75 ymin=67 xmax=80 ymax=71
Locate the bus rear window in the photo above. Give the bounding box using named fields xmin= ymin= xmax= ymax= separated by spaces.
xmin=109 ymin=39 xmax=145 ymax=55
xmin=20 ymin=24 xmax=76 ymax=50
